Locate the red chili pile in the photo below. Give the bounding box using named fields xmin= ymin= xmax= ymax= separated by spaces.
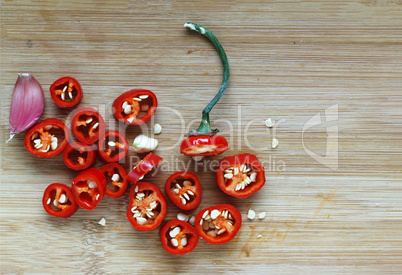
xmin=17 ymin=22 xmax=268 ymax=256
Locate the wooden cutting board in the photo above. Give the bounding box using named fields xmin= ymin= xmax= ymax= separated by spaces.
xmin=1 ymin=0 xmax=401 ymax=273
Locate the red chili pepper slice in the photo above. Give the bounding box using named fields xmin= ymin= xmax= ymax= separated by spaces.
xmin=126 ymin=182 xmax=167 ymax=231
xmin=165 ymin=171 xmax=201 ymax=211
xmin=216 ymin=153 xmax=265 ymax=198
xmin=126 ymin=152 xmax=163 ymax=184
xmin=194 ymin=204 xmax=242 ymax=244
xmin=112 ymin=89 xmax=157 ymax=125
xmin=100 ymin=163 xmax=128 ymax=198
xmin=71 ymin=168 xmax=106 ymax=211
xmin=98 ymin=130 xmax=129 ymax=163
xmin=63 ymin=142 xmax=96 ymax=170
xmin=159 ymin=220 xmax=199 ymax=255
xmin=71 ymin=107 xmax=105 ymax=145
xmin=180 ymin=135 xmax=228 ymax=156
xmin=24 ymin=118 xmax=70 ymax=158
xmin=49 ymin=76 xmax=82 ymax=107
xmin=42 ymin=183 xmax=79 ymax=218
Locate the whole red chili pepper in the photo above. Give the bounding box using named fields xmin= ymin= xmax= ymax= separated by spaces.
xmin=42 ymin=183 xmax=79 ymax=218
xmin=215 ymin=153 xmax=265 ymax=198
xmin=180 ymin=23 xmax=229 ymax=157
xmin=63 ymin=142 xmax=96 ymax=170
xmin=98 ymin=130 xmax=129 ymax=163
xmin=127 ymin=182 xmax=167 ymax=231
xmin=165 ymin=171 xmax=201 ymax=211
xmin=71 ymin=168 xmax=107 ymax=211
xmin=71 ymin=107 xmax=105 ymax=145
xmin=194 ymin=204 xmax=242 ymax=244
xmin=126 ymin=152 xmax=163 ymax=184
xmin=112 ymin=89 xmax=157 ymax=125
xmin=24 ymin=118 xmax=70 ymax=158
xmin=100 ymin=163 xmax=128 ymax=198
xmin=159 ymin=220 xmax=199 ymax=255
xmin=49 ymin=76 xmax=82 ymax=107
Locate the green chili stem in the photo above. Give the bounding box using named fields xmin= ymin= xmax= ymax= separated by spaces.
xmin=184 ymin=22 xmax=229 ymax=134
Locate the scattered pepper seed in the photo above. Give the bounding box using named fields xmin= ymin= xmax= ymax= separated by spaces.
xmin=272 ymin=138 xmax=279 ymax=149
xmin=98 ymin=218 xmax=106 ymax=226
xmin=265 ymin=118 xmax=273 ymax=128
xmin=257 ymin=212 xmax=266 ymax=219
xmin=154 ymin=123 xmax=162 ymax=135
xmin=247 ymin=209 xmax=256 ymax=220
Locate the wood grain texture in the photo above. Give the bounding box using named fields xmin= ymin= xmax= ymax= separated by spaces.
xmin=1 ymin=0 xmax=401 ymax=274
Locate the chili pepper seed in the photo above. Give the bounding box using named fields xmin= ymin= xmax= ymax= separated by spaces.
xmin=210 ymin=209 xmax=220 ymax=220
xmin=272 ymin=138 xmax=279 ymax=149
xmin=177 ymin=213 xmax=189 ymax=222
xmin=59 ymin=194 xmax=67 ymax=204
xmin=183 ymin=180 xmax=192 ymax=186
xmin=180 ymin=236 xmax=188 ymax=246
xmin=247 ymin=209 xmax=256 ymax=220
xmin=111 ymin=174 xmax=120 ymax=182
xmin=170 ymin=227 xmax=181 ymax=238
xmin=171 ymin=238 xmax=179 ymax=247
xmin=124 ymin=105 xmax=132 ymax=115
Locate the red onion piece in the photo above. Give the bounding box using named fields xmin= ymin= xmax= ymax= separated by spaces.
xmin=7 ymin=73 xmax=45 ymax=143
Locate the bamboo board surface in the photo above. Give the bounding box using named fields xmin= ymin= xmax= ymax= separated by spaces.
xmin=1 ymin=0 xmax=402 ymax=274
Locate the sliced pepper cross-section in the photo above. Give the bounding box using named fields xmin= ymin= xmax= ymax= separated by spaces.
xmin=112 ymin=89 xmax=157 ymax=125
xmin=71 ymin=107 xmax=105 ymax=144
xmin=98 ymin=130 xmax=129 ymax=163
xmin=194 ymin=204 xmax=242 ymax=244
xmin=159 ymin=220 xmax=199 ymax=255
xmin=100 ymin=163 xmax=128 ymax=198
xmin=71 ymin=168 xmax=107 ymax=211
xmin=42 ymin=183 xmax=79 ymax=218
xmin=126 ymin=152 xmax=163 ymax=184
xmin=24 ymin=118 xmax=70 ymax=158
xmin=127 ymin=182 xmax=167 ymax=231
xmin=215 ymin=153 xmax=266 ymax=198
xmin=180 ymin=135 xmax=228 ymax=157
xmin=49 ymin=76 xmax=83 ymax=108
xmin=165 ymin=171 xmax=201 ymax=211
xmin=63 ymin=142 xmax=96 ymax=170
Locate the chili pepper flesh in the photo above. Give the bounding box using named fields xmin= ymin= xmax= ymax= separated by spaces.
xmin=42 ymin=183 xmax=78 ymax=218
xmin=63 ymin=142 xmax=96 ymax=170
xmin=50 ymin=77 xmax=82 ymax=107
xmin=72 ymin=168 xmax=106 ymax=211
xmin=195 ymin=204 xmax=242 ymax=244
xmin=98 ymin=130 xmax=129 ymax=163
xmin=112 ymin=89 xmax=157 ymax=125
xmin=165 ymin=171 xmax=201 ymax=210
xmin=127 ymin=182 xmax=167 ymax=231
xmin=160 ymin=220 xmax=199 ymax=255
xmin=24 ymin=118 xmax=70 ymax=158
xmin=216 ymin=153 xmax=265 ymax=198
xmin=72 ymin=107 xmax=105 ymax=145
xmin=100 ymin=163 xmax=128 ymax=198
